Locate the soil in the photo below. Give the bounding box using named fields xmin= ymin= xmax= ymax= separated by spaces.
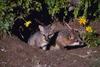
xmin=0 ymin=21 xmax=100 ymax=67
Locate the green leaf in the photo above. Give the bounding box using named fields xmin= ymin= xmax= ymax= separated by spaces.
xmin=96 ymin=39 xmax=100 ymax=46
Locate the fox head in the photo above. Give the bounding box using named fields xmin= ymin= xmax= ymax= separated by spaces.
xmin=39 ymin=25 xmax=55 ymax=41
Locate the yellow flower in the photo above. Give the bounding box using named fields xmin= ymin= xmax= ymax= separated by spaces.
xmin=85 ymin=26 xmax=93 ymax=32
xmin=24 ymin=21 xmax=31 ymax=27
xmin=79 ymin=16 xmax=87 ymax=25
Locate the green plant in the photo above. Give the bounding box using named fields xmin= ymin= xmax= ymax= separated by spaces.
xmin=0 ymin=1 xmax=14 ymax=36
xmin=82 ymin=31 xmax=100 ymax=47
xmin=78 ymin=16 xmax=100 ymax=47
xmin=74 ymin=0 xmax=99 ymax=19
xmin=44 ymin=0 xmax=69 ymax=20
xmin=0 ymin=0 xmax=42 ymax=37
xmin=33 ymin=1 xmax=42 ymax=12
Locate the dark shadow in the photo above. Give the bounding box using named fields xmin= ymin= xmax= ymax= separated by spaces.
xmin=46 ymin=32 xmax=59 ymax=50
xmin=65 ymin=44 xmax=87 ymax=50
xmin=87 ymin=0 xmax=99 ymax=21
xmin=11 ymin=18 xmax=39 ymax=42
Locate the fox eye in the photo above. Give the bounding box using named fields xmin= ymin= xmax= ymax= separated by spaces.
xmin=69 ymin=35 xmax=74 ymax=40
xmin=68 ymin=35 xmax=71 ymax=39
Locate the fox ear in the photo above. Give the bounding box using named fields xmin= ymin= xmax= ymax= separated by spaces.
xmin=39 ymin=25 xmax=45 ymax=33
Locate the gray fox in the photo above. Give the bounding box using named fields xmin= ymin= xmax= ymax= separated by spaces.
xmin=49 ymin=22 xmax=84 ymax=50
xmin=28 ymin=22 xmax=83 ymax=50
xmin=53 ymin=29 xmax=83 ymax=50
xmin=28 ymin=25 xmax=55 ymax=50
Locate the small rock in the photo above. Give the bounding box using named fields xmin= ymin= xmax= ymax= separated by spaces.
xmin=0 ymin=48 xmax=7 ymax=52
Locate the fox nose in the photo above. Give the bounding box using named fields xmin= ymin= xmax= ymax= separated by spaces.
xmin=45 ymin=36 xmax=49 ymax=41
xmin=43 ymin=35 xmax=49 ymax=41
xmin=75 ymin=39 xmax=79 ymax=42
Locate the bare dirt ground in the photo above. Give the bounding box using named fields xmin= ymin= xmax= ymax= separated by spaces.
xmin=0 ymin=21 xmax=100 ymax=67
